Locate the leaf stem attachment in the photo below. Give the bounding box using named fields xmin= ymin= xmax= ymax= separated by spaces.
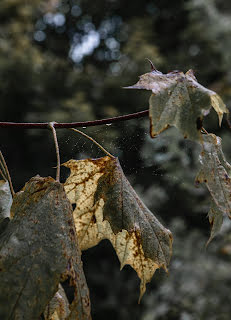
xmin=48 ymin=122 xmax=60 ymax=182
xmin=70 ymin=128 xmax=115 ymax=159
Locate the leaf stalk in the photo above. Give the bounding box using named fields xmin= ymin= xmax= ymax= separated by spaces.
xmin=70 ymin=128 xmax=115 ymax=159
xmin=48 ymin=122 xmax=60 ymax=182
xmin=0 ymin=150 xmax=15 ymax=196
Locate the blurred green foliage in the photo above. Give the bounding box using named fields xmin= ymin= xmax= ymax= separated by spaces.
xmin=0 ymin=0 xmax=231 ymax=319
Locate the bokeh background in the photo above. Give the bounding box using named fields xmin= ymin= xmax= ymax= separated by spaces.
xmin=1 ymin=1 xmax=231 ymax=319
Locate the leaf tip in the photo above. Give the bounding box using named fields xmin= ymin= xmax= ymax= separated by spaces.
xmin=205 ymin=237 xmax=213 ymax=248
xmin=120 ymin=262 xmax=125 ymax=271
xmin=138 ymin=281 xmax=146 ymax=304
xmin=185 ymin=69 xmax=197 ymax=81
xmin=122 ymin=85 xmax=136 ymax=90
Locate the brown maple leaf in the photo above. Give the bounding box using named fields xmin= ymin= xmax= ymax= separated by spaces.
xmin=64 ymin=156 xmax=172 ymax=301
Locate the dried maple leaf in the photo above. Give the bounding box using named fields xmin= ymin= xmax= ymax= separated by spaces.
xmin=63 ymin=156 xmax=172 ymax=301
xmin=44 ymin=284 xmax=70 ymax=320
xmin=195 ymin=134 xmax=231 ymax=244
xmin=0 ymin=176 xmax=91 ymax=320
xmin=125 ymin=68 xmax=228 ymax=141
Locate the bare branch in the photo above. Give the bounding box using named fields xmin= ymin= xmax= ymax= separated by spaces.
xmin=0 ymin=110 xmax=149 ymax=129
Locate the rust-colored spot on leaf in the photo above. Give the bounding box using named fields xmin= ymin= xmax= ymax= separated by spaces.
xmin=91 ymin=215 xmax=96 ymax=224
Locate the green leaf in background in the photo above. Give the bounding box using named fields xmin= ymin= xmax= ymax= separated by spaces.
xmin=125 ymin=68 xmax=228 ymax=141
xmin=195 ymin=134 xmax=231 ymax=244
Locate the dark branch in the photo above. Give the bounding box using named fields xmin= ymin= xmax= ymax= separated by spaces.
xmin=0 ymin=110 xmax=149 ymax=129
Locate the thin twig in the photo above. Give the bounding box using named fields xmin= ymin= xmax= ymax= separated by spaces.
xmin=0 ymin=150 xmax=15 ymax=196
xmin=0 ymin=110 xmax=149 ymax=129
xmin=201 ymin=127 xmax=209 ymax=134
xmin=70 ymin=128 xmax=115 ymax=158
xmin=48 ymin=122 xmax=60 ymax=182
xmin=0 ymin=167 xmax=7 ymax=181
xmin=0 ymin=155 xmax=7 ymax=179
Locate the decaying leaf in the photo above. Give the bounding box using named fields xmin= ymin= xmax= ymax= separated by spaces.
xmin=63 ymin=156 xmax=172 ymax=301
xmin=44 ymin=284 xmax=70 ymax=320
xmin=125 ymin=68 xmax=228 ymax=141
xmin=0 ymin=180 xmax=12 ymax=220
xmin=195 ymin=134 xmax=231 ymax=243
xmin=0 ymin=180 xmax=12 ymax=234
xmin=206 ymin=200 xmax=224 ymax=246
xmin=0 ymin=176 xmax=91 ymax=320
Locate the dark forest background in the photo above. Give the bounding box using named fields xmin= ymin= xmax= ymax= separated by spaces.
xmin=1 ymin=1 xmax=231 ymax=319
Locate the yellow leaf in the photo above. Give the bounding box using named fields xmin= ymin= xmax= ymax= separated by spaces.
xmin=63 ymin=156 xmax=172 ymax=301
xmin=210 ymin=94 xmax=228 ymax=126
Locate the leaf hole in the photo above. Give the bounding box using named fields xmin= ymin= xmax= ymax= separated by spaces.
xmin=72 ymin=203 xmax=76 ymax=211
